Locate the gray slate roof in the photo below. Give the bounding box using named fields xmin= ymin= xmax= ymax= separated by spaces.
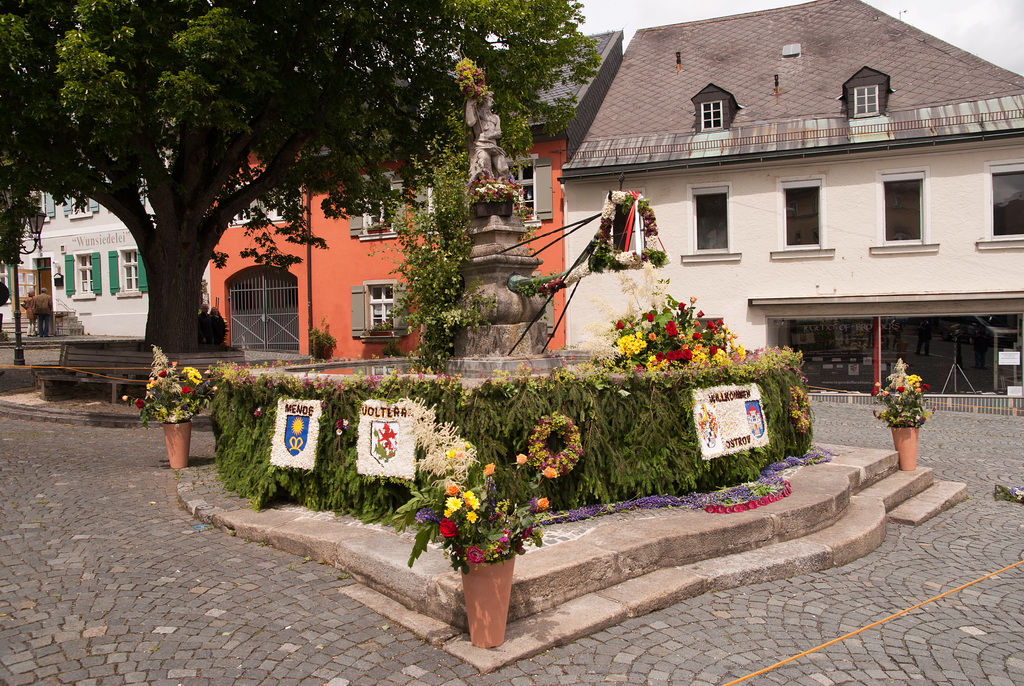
xmin=566 ymin=0 xmax=1024 ymax=171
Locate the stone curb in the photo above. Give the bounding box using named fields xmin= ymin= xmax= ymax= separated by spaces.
xmin=172 ymin=447 xmax=970 ymax=674
xmin=0 ymin=397 xmax=213 ymax=429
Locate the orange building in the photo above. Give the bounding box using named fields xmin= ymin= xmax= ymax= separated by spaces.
xmin=209 ymin=33 xmax=621 ymax=358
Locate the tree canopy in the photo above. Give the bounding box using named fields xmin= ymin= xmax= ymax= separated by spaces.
xmin=0 ymin=0 xmax=598 ymax=351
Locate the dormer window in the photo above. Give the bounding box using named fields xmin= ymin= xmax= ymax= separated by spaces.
xmin=842 ymin=67 xmax=891 ymax=119
xmin=854 ymin=85 xmax=879 ymax=116
xmin=701 ymin=101 xmax=723 ymax=130
xmin=691 ymin=84 xmax=739 ymax=132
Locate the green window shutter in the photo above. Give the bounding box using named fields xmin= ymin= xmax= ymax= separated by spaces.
xmin=349 ymin=214 xmax=364 ymax=237
xmin=64 ymin=255 xmax=75 ymax=295
xmin=63 ymin=201 xmax=71 ymax=217
xmin=394 ymin=283 xmax=408 ymax=334
xmin=89 ymin=199 xmax=99 ymax=213
xmin=138 ymin=253 xmax=148 ymax=292
xmin=91 ymin=252 xmax=102 ymax=295
xmin=108 ymin=251 xmax=120 ymax=294
xmin=44 ymin=194 xmax=55 ymax=218
xmin=534 ymin=158 xmax=553 ymax=220
xmin=350 ymin=285 xmax=365 ymax=336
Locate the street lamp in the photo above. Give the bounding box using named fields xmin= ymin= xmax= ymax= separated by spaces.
xmin=9 ymin=211 xmax=47 ymax=366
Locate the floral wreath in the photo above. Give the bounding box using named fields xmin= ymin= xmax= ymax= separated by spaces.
xmin=788 ymin=386 xmax=811 ymax=435
xmin=511 ymin=191 xmax=668 ymax=298
xmin=527 ymin=413 xmax=583 ymax=476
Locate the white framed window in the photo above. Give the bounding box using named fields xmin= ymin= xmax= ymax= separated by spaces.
xmin=77 ymin=254 xmax=93 ymax=292
xmin=854 ymin=85 xmax=879 ymax=117
xmin=692 ymin=185 xmax=730 ymax=251
xmin=368 ymin=283 xmax=395 ymax=329
xmin=351 ymin=173 xmax=403 ymax=240
xmin=122 ymin=249 xmax=139 ymax=292
xmin=512 ymin=160 xmax=536 ymax=220
xmin=989 ymin=161 xmax=1024 ymax=238
xmin=232 ymin=201 xmax=284 ymax=226
xmin=781 ymin=179 xmax=824 ymax=248
xmin=879 ymin=170 xmax=926 ymax=243
xmin=701 ymin=101 xmax=723 ymax=131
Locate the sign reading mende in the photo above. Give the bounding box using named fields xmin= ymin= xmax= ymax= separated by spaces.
xmin=692 ymin=384 xmax=769 ymax=460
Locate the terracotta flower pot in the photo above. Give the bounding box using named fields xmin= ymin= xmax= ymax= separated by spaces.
xmin=462 ymin=557 xmax=515 ymax=648
xmin=163 ymin=421 xmax=192 ymax=469
xmin=891 ymin=427 xmax=919 ymax=471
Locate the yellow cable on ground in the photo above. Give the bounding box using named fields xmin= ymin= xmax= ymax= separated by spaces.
xmin=720 ymin=558 xmax=1024 ymax=686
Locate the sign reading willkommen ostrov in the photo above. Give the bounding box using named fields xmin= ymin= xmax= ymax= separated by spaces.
xmin=356 ymin=400 xmax=417 ymax=480
xmin=693 ymin=384 xmax=769 ymax=460
xmin=270 ymin=398 xmax=324 ymax=470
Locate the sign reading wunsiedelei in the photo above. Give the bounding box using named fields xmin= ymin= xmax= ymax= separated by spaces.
xmin=270 ymin=398 xmax=324 ymax=470
xmin=356 ymin=400 xmax=417 ymax=480
xmin=692 ymin=384 xmax=769 ymax=460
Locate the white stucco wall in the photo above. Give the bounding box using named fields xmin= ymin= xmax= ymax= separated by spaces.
xmin=562 ymin=140 xmax=1024 ymax=350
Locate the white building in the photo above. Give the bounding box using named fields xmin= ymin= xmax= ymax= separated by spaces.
xmin=2 ymin=195 xmax=149 ymax=337
xmin=562 ymin=0 xmax=1024 ymax=396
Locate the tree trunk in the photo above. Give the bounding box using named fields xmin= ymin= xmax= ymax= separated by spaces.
xmin=142 ymin=232 xmax=210 ymax=354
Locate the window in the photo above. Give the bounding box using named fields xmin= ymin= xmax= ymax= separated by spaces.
xmin=883 ymin=176 xmax=923 ymax=242
xmin=122 ymin=250 xmax=139 ymax=291
xmin=694 ymin=188 xmax=729 ymax=251
xmin=993 ymin=170 xmax=1024 ymax=236
xmin=77 ymin=254 xmax=93 ymax=292
xmin=783 ymin=183 xmax=821 ymax=247
xmin=701 ymin=101 xmax=723 ymax=131
xmin=368 ymin=284 xmax=395 ymax=328
xmin=854 ymin=85 xmax=879 ymax=117
xmin=513 ymin=162 xmax=536 ymax=220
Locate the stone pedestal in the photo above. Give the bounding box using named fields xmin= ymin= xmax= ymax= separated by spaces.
xmin=454 ymin=213 xmax=546 ymax=358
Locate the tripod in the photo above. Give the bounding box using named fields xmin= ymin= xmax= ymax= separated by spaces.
xmin=941 ymin=338 xmax=976 ymax=394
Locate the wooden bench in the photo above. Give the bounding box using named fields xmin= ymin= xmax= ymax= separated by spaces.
xmin=35 ymin=344 xmax=246 ymax=403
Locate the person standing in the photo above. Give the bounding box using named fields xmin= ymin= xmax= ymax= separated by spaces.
xmin=32 ymin=288 xmax=53 ymax=337
xmin=210 ymin=307 xmax=227 ymax=345
xmin=197 ymin=303 xmax=214 ymax=345
xmin=24 ymin=289 xmax=36 ymax=335
xmin=915 ymin=319 xmax=931 ymax=356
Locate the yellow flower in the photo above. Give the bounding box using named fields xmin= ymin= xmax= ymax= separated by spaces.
xmin=445 ymin=449 xmax=456 ymax=461
xmin=445 ymin=497 xmax=462 ymax=512
xmin=464 ymin=490 xmax=480 ymax=510
xmin=466 ymin=512 xmax=478 ymax=523
xmin=183 ymin=367 xmax=202 ymax=384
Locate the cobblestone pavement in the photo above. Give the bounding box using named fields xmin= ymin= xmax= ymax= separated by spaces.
xmin=1 ymin=403 xmax=1023 ymax=685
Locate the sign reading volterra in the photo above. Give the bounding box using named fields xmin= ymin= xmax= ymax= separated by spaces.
xmin=692 ymin=384 xmax=769 ymax=460
xmin=357 ymin=399 xmax=418 ymax=480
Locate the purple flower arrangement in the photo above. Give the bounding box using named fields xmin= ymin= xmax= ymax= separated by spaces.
xmin=537 ymin=447 xmax=833 ymax=525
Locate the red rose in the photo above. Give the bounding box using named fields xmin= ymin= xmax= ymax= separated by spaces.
xmin=182 ymin=386 xmax=191 ymax=395
xmin=870 ymin=387 xmax=878 ymax=396
xmin=705 ymin=505 xmax=714 ymax=513
xmin=646 ymin=313 xmax=655 ymax=322
xmin=466 ymin=546 xmax=485 ymax=565
xmin=759 ymin=497 xmax=770 ymax=506
xmin=896 ymin=386 xmax=905 ymax=392
xmin=616 ymin=320 xmax=625 ymax=330
xmin=922 ymin=383 xmax=931 ymax=390
xmin=135 ymin=399 xmax=144 ymax=408
xmin=693 ymin=332 xmax=701 ymax=341
xmin=158 ymin=370 xmax=167 ymax=378
xmin=678 ymin=303 xmax=686 ymax=311
xmin=665 ymin=321 xmax=678 ymax=337
xmin=717 ymin=318 xmax=723 ymax=326
xmin=697 ymin=310 xmax=704 ymax=318
xmin=707 ymin=320 xmax=716 ymax=330
xmin=709 ymin=346 xmax=719 ymax=356
xmin=439 ymin=519 xmax=458 ymax=539
xmin=655 ymin=352 xmax=665 ymax=362
xmin=681 ymin=349 xmax=693 ymax=360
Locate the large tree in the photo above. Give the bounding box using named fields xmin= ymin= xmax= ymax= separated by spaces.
xmin=0 ymin=0 xmax=597 ymax=351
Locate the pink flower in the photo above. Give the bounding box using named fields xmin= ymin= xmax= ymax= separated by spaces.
xmin=466 ymin=546 xmax=485 ymax=565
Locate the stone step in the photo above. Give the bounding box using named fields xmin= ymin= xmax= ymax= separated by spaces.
xmin=856 ymin=466 xmax=933 ymax=511
xmin=888 ymin=481 xmax=969 ymax=526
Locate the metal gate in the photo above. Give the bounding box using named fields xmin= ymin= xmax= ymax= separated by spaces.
xmin=228 ymin=267 xmax=300 ymax=351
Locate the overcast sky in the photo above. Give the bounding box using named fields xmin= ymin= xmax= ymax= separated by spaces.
xmin=578 ymin=0 xmax=1024 ymax=77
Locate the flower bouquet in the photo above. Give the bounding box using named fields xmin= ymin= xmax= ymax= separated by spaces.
xmin=126 ymin=346 xmax=217 ymax=427
xmin=395 ymin=452 xmax=553 ymax=574
xmin=467 ymin=170 xmax=523 ymax=205
xmin=871 ymin=358 xmax=931 ymax=428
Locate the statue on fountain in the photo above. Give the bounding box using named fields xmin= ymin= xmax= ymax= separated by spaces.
xmin=466 ymin=91 xmax=510 ymax=181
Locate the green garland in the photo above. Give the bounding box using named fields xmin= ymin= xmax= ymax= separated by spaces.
xmin=209 ymin=353 xmax=813 ymax=520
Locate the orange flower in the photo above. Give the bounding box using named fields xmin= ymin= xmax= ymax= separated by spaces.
xmin=483 ymin=463 xmax=495 ymax=476
xmin=445 ymin=483 xmax=459 ymax=496
xmin=543 ymin=467 xmax=557 ymax=479
xmin=536 ymin=497 xmax=549 ymax=510
xmin=516 ymin=453 xmax=528 ymax=465
xmin=648 ymin=332 xmax=657 ymax=341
